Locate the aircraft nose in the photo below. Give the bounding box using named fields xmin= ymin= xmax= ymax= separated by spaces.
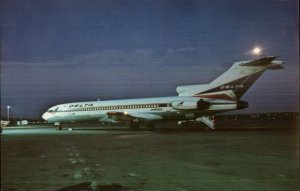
xmin=42 ymin=112 xmax=51 ymax=121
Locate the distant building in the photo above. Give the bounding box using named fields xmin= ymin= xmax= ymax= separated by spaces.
xmin=17 ymin=120 xmax=28 ymax=125
xmin=1 ymin=120 xmax=10 ymax=127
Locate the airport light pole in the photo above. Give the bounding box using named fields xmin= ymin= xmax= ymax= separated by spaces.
xmin=7 ymin=105 xmax=11 ymax=121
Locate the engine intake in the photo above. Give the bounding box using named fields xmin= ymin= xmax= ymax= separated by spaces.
xmin=237 ymin=100 xmax=248 ymax=109
xmin=197 ymin=99 xmax=210 ymax=110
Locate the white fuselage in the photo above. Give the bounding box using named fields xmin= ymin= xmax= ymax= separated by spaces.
xmin=42 ymin=96 xmax=238 ymax=124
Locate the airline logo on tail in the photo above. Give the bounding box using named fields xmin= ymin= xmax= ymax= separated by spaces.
xmin=220 ymin=84 xmax=244 ymax=90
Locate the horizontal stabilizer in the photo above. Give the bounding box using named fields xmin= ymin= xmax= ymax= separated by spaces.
xmin=239 ymin=56 xmax=284 ymax=70
xmin=239 ymin=56 xmax=277 ymax=66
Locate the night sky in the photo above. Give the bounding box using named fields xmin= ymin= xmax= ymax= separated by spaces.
xmin=1 ymin=0 xmax=299 ymax=119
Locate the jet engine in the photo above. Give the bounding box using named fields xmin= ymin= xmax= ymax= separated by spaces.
xmin=171 ymin=99 xmax=210 ymax=110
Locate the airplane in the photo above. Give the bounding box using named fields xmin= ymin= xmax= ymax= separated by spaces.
xmin=42 ymin=56 xmax=284 ymax=130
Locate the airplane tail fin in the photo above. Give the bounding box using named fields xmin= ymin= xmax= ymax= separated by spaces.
xmin=177 ymin=56 xmax=284 ymax=99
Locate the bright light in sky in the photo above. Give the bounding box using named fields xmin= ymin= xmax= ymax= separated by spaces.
xmin=252 ymin=47 xmax=262 ymax=55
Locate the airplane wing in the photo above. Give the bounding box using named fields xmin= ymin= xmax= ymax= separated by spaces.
xmin=128 ymin=113 xmax=163 ymax=121
xmin=104 ymin=111 xmax=162 ymax=122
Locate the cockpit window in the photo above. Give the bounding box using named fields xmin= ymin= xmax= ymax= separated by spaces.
xmin=48 ymin=107 xmax=59 ymax=113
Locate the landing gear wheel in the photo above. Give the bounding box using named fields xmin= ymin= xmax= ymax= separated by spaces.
xmin=54 ymin=122 xmax=62 ymax=130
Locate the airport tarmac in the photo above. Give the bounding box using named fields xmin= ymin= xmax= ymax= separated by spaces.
xmin=1 ymin=120 xmax=299 ymax=191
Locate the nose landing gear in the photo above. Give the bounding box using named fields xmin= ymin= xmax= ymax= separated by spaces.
xmin=54 ymin=122 xmax=63 ymax=130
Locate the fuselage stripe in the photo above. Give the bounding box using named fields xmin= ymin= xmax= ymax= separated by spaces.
xmin=49 ymin=103 xmax=170 ymax=113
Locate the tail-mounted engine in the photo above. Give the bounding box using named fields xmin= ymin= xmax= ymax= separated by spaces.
xmin=171 ymin=99 xmax=210 ymax=110
xmin=171 ymin=98 xmax=248 ymax=111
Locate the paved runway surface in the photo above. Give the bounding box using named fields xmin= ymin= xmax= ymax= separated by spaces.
xmin=1 ymin=120 xmax=299 ymax=191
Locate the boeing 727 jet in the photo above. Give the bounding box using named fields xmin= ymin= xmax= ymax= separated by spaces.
xmin=42 ymin=56 xmax=283 ymax=130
